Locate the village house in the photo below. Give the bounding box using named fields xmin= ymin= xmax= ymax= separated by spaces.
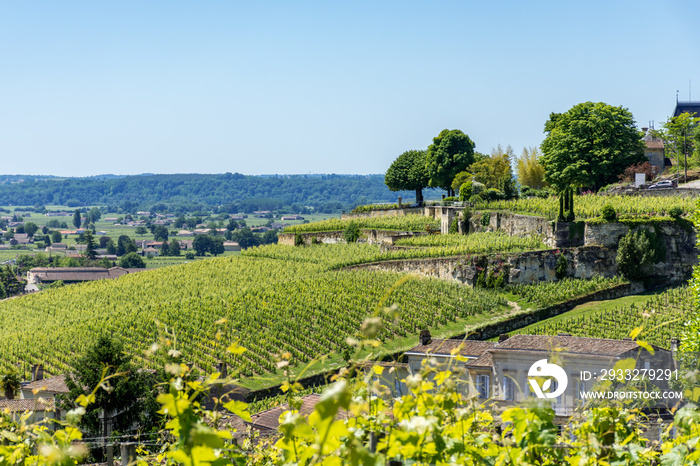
xmin=26 ymin=266 xmax=138 ymax=285
xmin=642 ymin=127 xmax=667 ymax=173
xmin=371 ymin=332 xmax=674 ymax=422
xmin=0 ymin=365 xmax=68 ymax=424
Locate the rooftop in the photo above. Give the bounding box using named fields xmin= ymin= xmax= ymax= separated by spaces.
xmin=22 ymin=375 xmax=69 ymax=394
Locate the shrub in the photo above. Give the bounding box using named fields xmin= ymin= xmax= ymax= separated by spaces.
xmin=469 ymin=194 xmax=484 ymax=205
xmin=601 ymin=204 xmax=617 ymax=221
xmin=669 ymin=206 xmax=683 ymax=220
xmin=0 ymin=371 xmax=21 ymax=399
xmin=442 ymin=196 xmax=457 ymax=206
xmin=618 ymin=161 xmax=660 ymax=183
xmin=294 ymin=232 xmax=305 ymax=246
xmin=483 ymin=188 xmax=505 ymax=202
xmin=616 ymin=229 xmax=657 ymax=279
xmin=555 ymin=254 xmax=568 ymax=279
xmin=449 ymin=217 xmax=459 ymax=234
xmin=119 ymin=252 xmax=146 ymax=268
xmin=185 ymin=252 xmax=195 ymax=260
xmin=472 ymin=181 xmax=485 ymax=195
xmin=459 ymin=181 xmax=473 ymax=201
xmin=344 ymin=222 xmax=361 ymax=243
xmin=481 ymin=211 xmax=491 ymax=227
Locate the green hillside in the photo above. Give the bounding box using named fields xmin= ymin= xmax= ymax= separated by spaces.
xmin=0 ymin=243 xmax=514 ymax=383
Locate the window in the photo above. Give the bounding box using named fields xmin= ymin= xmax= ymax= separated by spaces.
xmin=394 ymin=376 xmax=403 ymax=397
xmin=476 ymin=374 xmax=490 ymax=399
xmin=575 ymin=379 xmax=586 ymax=402
xmin=503 ymin=376 xmax=515 ymax=401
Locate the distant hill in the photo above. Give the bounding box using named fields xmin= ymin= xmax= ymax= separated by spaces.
xmin=0 ymin=173 xmax=437 ymax=213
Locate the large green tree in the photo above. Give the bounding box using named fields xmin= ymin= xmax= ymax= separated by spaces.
xmin=384 ymin=150 xmax=429 ymax=205
xmin=425 ymin=129 xmax=476 ymax=196
xmin=540 ymin=102 xmax=646 ymax=192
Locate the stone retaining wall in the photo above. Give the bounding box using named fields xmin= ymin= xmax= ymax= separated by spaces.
xmin=347 ymin=247 xmax=619 ymax=286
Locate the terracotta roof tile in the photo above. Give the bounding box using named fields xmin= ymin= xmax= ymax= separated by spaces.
xmin=0 ymin=398 xmax=55 ymax=412
xmin=23 ymin=375 xmax=69 ymax=394
xmin=645 ymin=140 xmax=664 ymax=149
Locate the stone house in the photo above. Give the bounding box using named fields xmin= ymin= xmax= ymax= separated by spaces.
xmin=642 ymin=127 xmax=666 ymax=173
xmin=396 ymin=332 xmax=674 ymax=419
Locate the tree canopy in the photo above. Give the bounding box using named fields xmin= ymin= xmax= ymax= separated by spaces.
xmin=516 ymin=146 xmax=547 ymax=189
xmin=662 ymin=112 xmax=700 ymax=179
xmin=425 ymin=129 xmax=476 ymax=196
xmin=119 ymin=251 xmax=146 ymax=268
xmin=61 ymin=335 xmax=160 ymax=436
xmin=384 ymin=150 xmax=429 ymax=205
xmin=540 ymin=102 xmax=646 ymax=192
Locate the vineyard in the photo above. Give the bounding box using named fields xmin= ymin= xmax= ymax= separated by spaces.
xmin=245 ymin=233 xmax=546 ymax=269
xmin=0 ymin=250 xmax=510 ymax=380
xmin=514 ymin=286 xmax=694 ymax=348
xmin=508 ymin=276 xmax=628 ymax=307
xmin=282 ymin=214 xmax=439 ymax=233
xmin=477 ymin=194 xmax=696 ymax=220
xmin=393 ymin=230 xmax=546 ymax=251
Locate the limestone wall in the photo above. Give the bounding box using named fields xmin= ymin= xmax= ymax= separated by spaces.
xmin=348 ymin=247 xmax=619 ymax=286
xmin=347 ymin=237 xmax=694 ymax=286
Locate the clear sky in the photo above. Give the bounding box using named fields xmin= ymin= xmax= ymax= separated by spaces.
xmin=2 ymin=1 xmax=699 ymax=177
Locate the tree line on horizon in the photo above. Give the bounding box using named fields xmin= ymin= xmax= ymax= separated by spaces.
xmin=0 ymin=174 xmax=433 ymax=214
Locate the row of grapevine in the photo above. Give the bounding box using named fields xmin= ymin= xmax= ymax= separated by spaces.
xmin=245 ymin=233 xmax=547 ymax=270
xmin=515 ymin=286 xmax=694 ymax=348
xmin=0 ymin=251 xmax=508 ymax=379
xmin=509 ymin=276 xmax=628 ymax=307
xmin=477 ymin=194 xmax=696 ymax=219
xmin=282 ymin=214 xmax=439 ymax=233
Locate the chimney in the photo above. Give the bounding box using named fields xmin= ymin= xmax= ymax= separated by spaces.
xmin=216 ymin=361 xmax=228 ymax=379
xmin=498 ymin=334 xmax=510 ymax=343
xmin=419 ymin=329 xmax=432 ymax=346
xmin=31 ymin=364 xmax=44 ymax=382
xmin=671 ymin=338 xmax=679 ymax=353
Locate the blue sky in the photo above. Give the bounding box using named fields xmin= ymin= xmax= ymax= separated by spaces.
xmin=2 ymin=1 xmax=699 ymax=177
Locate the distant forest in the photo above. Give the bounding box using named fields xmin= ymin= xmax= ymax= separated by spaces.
xmin=0 ymin=173 xmax=436 ymax=213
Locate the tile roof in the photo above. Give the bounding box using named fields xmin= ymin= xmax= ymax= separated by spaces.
xmin=29 ymin=267 xmax=131 ymax=282
xmin=645 ymin=140 xmax=664 ymax=149
xmin=406 ymin=339 xmax=496 ymax=358
xmin=489 ymin=334 xmax=641 ymax=356
xmin=405 ymin=334 xmax=664 ymax=369
xmin=0 ymin=398 xmax=55 ymax=412
xmin=22 ymin=375 xmax=69 ymax=394
xmin=249 ymin=393 xmax=351 ymax=431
